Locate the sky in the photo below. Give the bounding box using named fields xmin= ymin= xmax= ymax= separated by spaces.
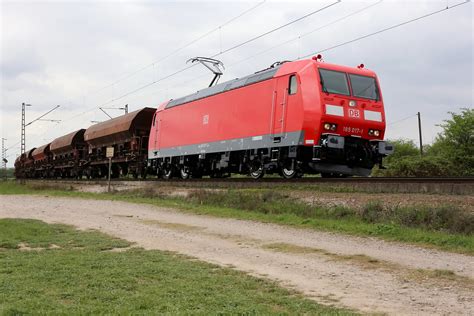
xmin=1 ymin=0 xmax=472 ymax=166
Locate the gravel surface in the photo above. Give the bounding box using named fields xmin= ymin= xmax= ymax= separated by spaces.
xmin=1 ymin=195 xmax=472 ymax=315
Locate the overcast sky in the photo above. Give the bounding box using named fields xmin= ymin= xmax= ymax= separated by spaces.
xmin=1 ymin=0 xmax=472 ymax=166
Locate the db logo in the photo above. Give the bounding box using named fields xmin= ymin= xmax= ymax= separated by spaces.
xmin=348 ymin=109 xmax=360 ymax=118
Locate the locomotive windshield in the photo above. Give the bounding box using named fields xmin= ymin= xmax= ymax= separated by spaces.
xmin=349 ymin=74 xmax=379 ymax=100
xmin=319 ymin=69 xmax=350 ymax=96
xmin=319 ymin=69 xmax=380 ymax=101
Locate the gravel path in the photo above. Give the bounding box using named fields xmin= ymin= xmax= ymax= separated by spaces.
xmin=1 ymin=195 xmax=472 ymax=315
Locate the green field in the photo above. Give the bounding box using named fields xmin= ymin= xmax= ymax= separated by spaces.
xmin=1 ymin=181 xmax=473 ymax=254
xmin=0 ymin=218 xmax=353 ymax=314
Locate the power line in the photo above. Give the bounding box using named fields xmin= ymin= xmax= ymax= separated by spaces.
xmin=7 ymin=141 xmax=21 ymax=151
xmin=210 ymin=1 xmax=340 ymax=58
xmin=72 ymin=1 xmax=267 ymax=100
xmin=387 ymin=114 xmax=417 ymax=126
xmin=298 ymin=0 xmax=470 ymax=59
xmin=132 ymin=1 xmax=381 ymax=103
xmin=227 ymin=0 xmax=383 ymax=69
xmin=98 ymin=1 xmax=340 ymax=107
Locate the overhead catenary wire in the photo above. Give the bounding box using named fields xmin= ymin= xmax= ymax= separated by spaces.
xmin=128 ymin=0 xmax=383 ymax=103
xmin=83 ymin=0 xmax=267 ymax=98
xmin=98 ymin=1 xmax=341 ymax=107
xmin=297 ymin=0 xmax=470 ymax=59
xmin=6 ymin=141 xmax=21 ymax=152
xmin=387 ymin=114 xmax=417 ymax=126
xmin=209 ymin=1 xmax=341 ymax=58
xmin=226 ymin=0 xmax=383 ymax=69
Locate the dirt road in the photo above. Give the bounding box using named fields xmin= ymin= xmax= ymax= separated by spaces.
xmin=1 ymin=195 xmax=472 ymax=315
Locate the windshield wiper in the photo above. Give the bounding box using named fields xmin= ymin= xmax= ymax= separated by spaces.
xmin=320 ymin=77 xmax=328 ymax=93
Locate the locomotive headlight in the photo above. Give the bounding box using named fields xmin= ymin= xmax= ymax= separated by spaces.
xmin=369 ymin=129 xmax=380 ymax=137
xmin=349 ymin=100 xmax=357 ymax=107
xmin=324 ymin=123 xmax=338 ymax=131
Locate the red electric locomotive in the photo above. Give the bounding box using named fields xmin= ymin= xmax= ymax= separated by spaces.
xmin=148 ymin=56 xmax=393 ymax=178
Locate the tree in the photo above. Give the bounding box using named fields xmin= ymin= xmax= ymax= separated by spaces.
xmin=382 ymin=139 xmax=419 ymax=165
xmin=429 ymin=108 xmax=474 ymax=176
xmin=374 ymin=108 xmax=473 ymax=177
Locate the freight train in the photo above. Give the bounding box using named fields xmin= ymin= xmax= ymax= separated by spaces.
xmin=15 ymin=57 xmax=393 ymax=180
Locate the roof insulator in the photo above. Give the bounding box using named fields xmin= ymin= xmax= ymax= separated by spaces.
xmin=312 ymin=54 xmax=323 ymax=62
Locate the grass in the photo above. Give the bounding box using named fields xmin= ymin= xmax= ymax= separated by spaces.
xmin=0 ymin=218 xmax=353 ymax=315
xmin=1 ymin=181 xmax=473 ymax=254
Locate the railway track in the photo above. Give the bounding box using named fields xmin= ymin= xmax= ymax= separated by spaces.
xmin=22 ymin=177 xmax=474 ymax=194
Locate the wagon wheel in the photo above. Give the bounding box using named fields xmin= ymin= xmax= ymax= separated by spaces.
xmin=179 ymin=166 xmax=190 ymax=180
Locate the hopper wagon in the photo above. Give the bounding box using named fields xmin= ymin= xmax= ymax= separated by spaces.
xmin=83 ymin=107 xmax=155 ymax=179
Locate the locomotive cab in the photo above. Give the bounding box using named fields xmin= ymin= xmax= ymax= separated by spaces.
xmin=309 ymin=59 xmax=393 ymax=176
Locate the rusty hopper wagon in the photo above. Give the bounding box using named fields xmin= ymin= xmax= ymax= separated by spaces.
xmin=14 ymin=155 xmax=23 ymax=178
xmin=31 ymin=143 xmax=52 ymax=178
xmin=49 ymin=129 xmax=86 ymax=178
xmin=22 ymin=148 xmax=37 ymax=178
xmin=83 ymin=107 xmax=155 ymax=179
xmin=13 ymin=151 xmax=33 ymax=179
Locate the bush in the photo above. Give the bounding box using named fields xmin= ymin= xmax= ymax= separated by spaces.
xmin=359 ymin=202 xmax=473 ymax=235
xmin=378 ymin=155 xmax=454 ymax=177
xmin=378 ymin=109 xmax=473 ymax=177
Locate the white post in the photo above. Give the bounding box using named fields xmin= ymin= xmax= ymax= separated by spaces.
xmin=107 ymin=157 xmax=112 ymax=193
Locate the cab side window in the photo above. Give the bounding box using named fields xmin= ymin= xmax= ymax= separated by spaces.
xmin=289 ymin=75 xmax=298 ymax=95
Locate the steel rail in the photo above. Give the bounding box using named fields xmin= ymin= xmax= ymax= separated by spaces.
xmin=22 ymin=177 xmax=474 ymax=184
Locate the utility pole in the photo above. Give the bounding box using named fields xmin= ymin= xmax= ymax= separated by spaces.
xmin=21 ymin=103 xmax=60 ymax=155
xmin=1 ymin=138 xmax=7 ymax=180
xmin=417 ymin=112 xmax=423 ymax=156
xmin=124 ymin=104 xmax=128 ymax=114
xmin=21 ymin=103 xmax=32 ymax=156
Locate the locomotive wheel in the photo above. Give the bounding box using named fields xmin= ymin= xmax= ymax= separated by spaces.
xmin=162 ymin=166 xmax=173 ymax=180
xmin=281 ymin=166 xmax=298 ymax=179
xmin=180 ymin=166 xmax=190 ymax=180
xmin=249 ymin=166 xmax=264 ymax=179
xmin=281 ymin=160 xmax=301 ymax=179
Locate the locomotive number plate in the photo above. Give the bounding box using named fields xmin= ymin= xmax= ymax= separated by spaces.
xmin=343 ymin=126 xmax=364 ymax=134
xmin=348 ymin=109 xmax=360 ymax=118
